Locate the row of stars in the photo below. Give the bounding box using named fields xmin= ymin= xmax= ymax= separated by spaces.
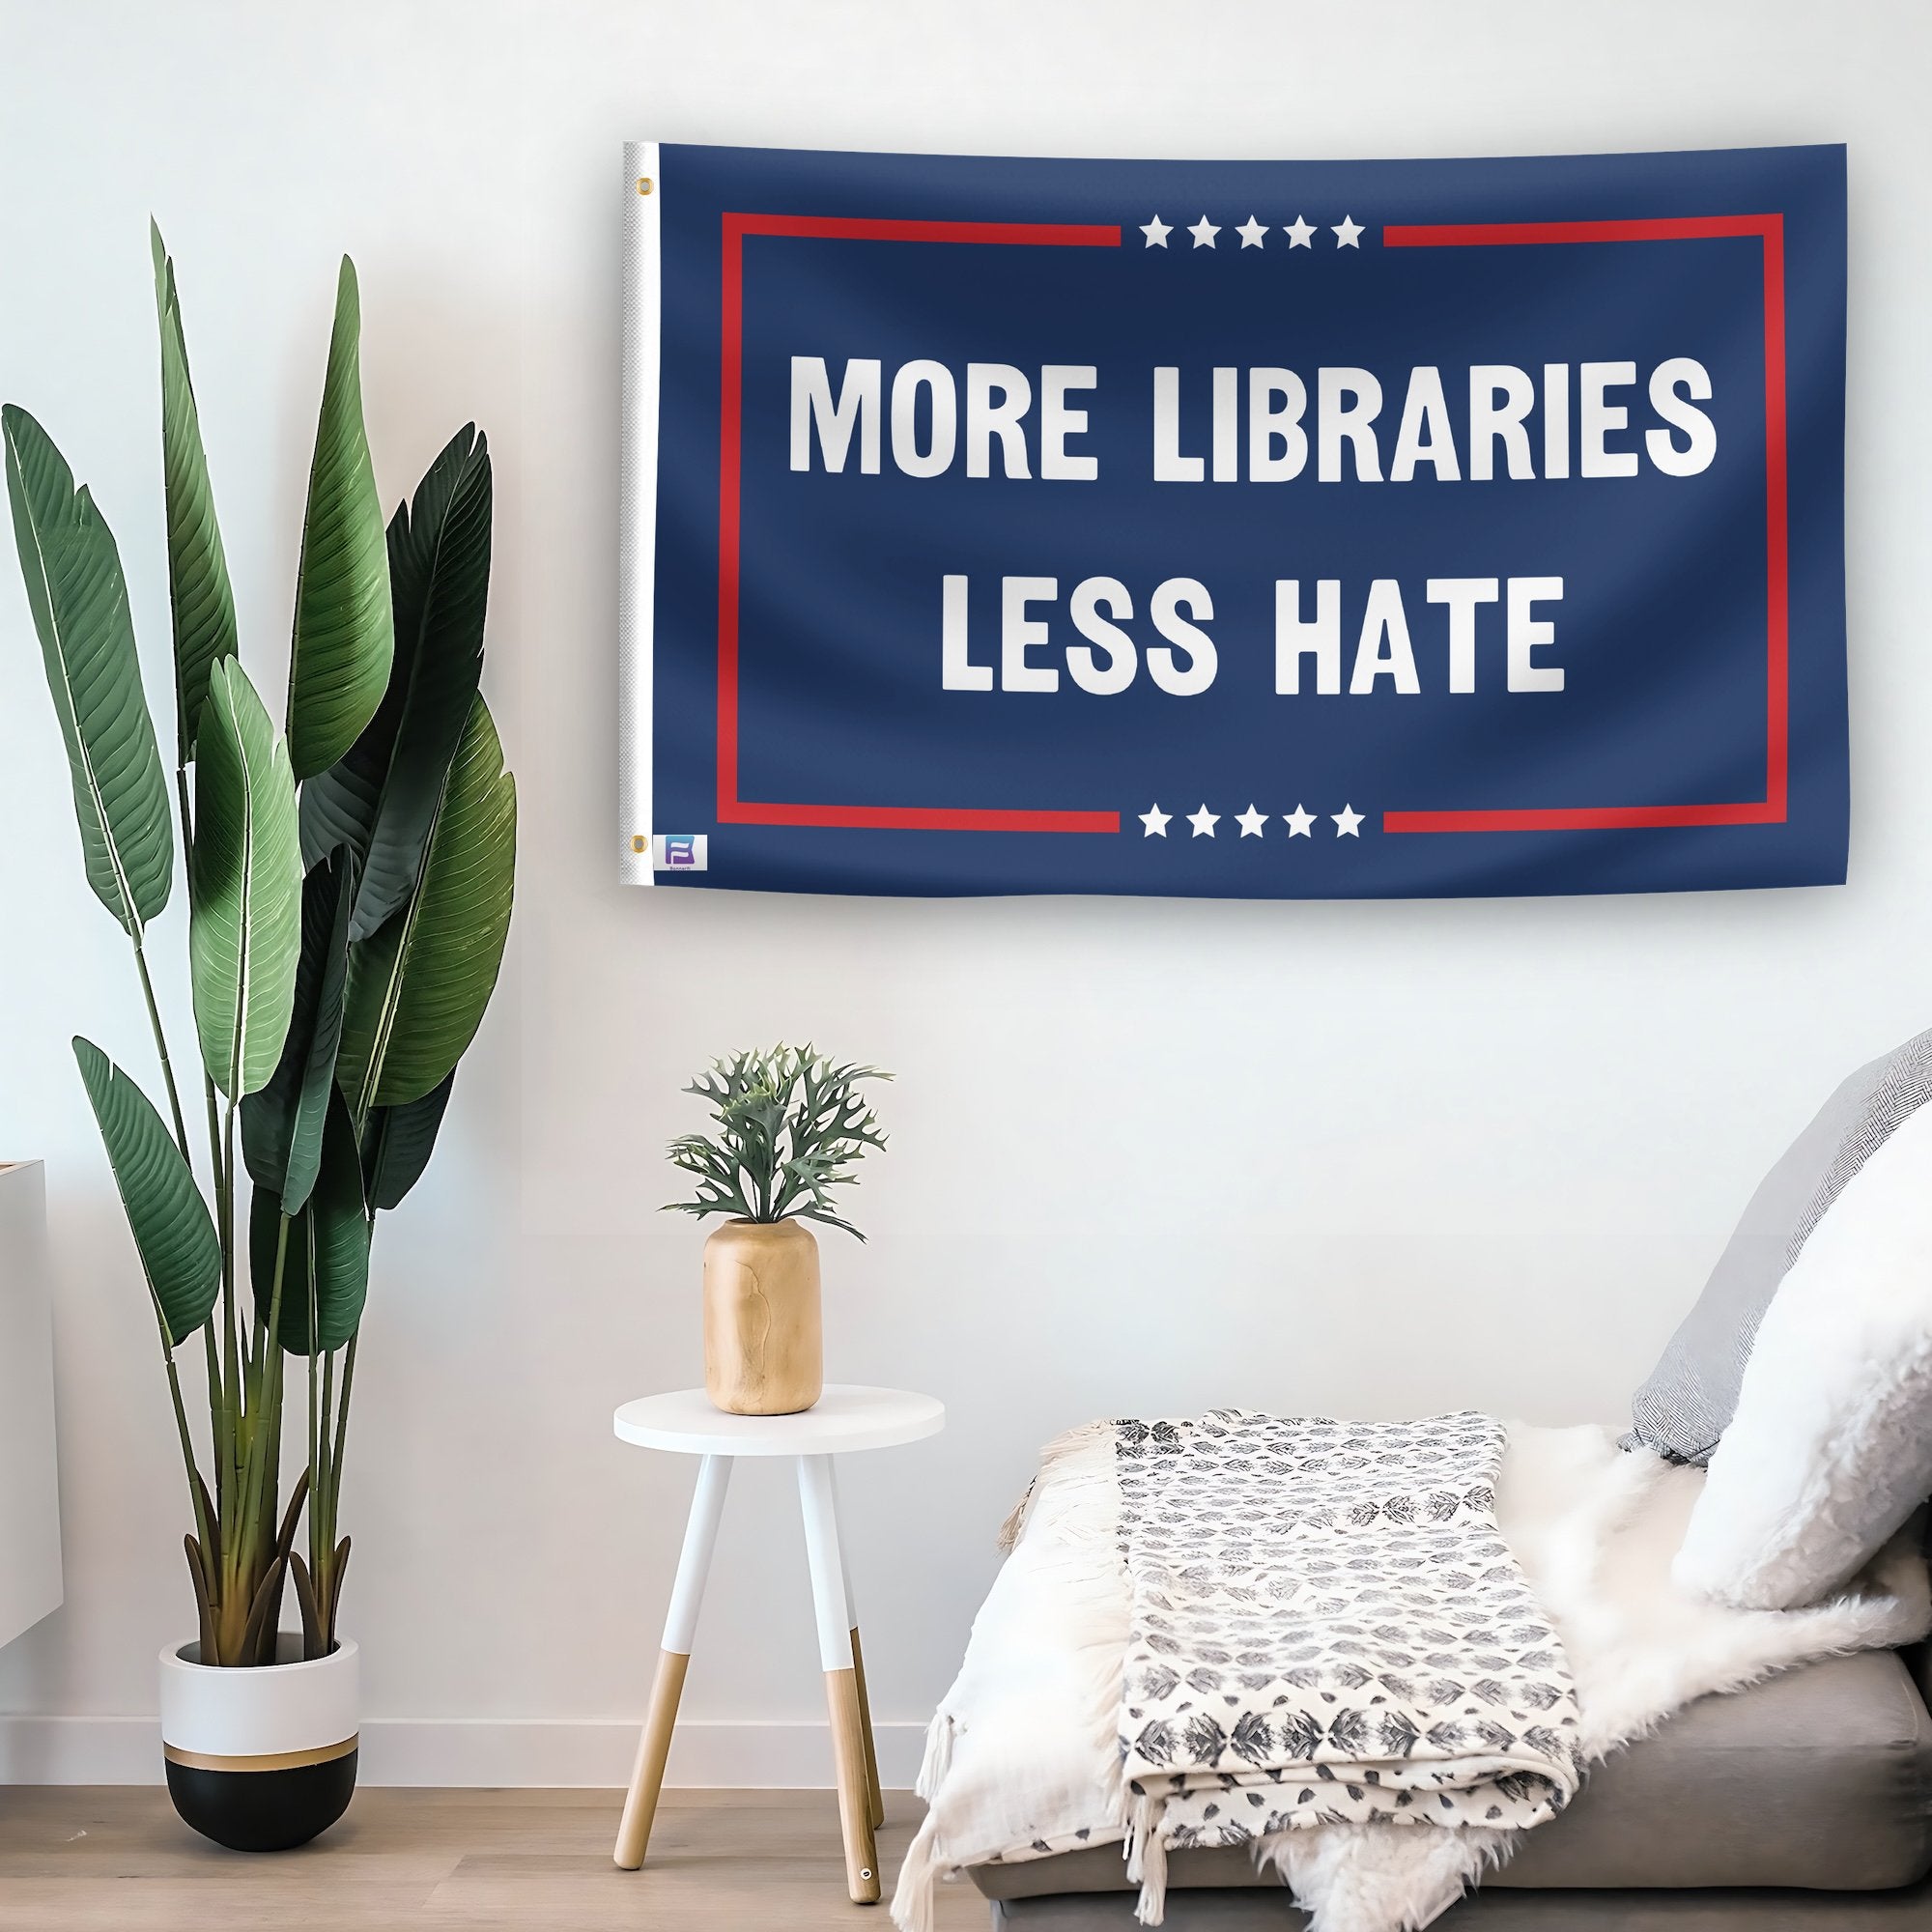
xmin=1141 ymin=213 xmax=1365 ymax=250
xmin=1140 ymin=803 xmax=1367 ymax=838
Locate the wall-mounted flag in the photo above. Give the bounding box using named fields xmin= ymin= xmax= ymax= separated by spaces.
xmin=620 ymin=141 xmax=1846 ymax=899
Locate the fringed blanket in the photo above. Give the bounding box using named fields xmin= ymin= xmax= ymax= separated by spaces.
xmin=895 ymin=1418 xmax=1932 ymax=1932
xmin=1111 ymin=1412 xmax=1581 ymax=1919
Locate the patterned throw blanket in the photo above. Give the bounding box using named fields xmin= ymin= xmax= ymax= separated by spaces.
xmin=895 ymin=1418 xmax=1929 ymax=1932
xmin=1114 ymin=1411 xmax=1583 ymax=1919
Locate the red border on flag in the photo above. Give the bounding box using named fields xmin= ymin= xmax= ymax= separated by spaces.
xmin=1378 ymin=213 xmax=1789 ymax=834
xmin=711 ymin=211 xmax=1787 ymax=840
xmin=715 ymin=213 xmax=1122 ymax=833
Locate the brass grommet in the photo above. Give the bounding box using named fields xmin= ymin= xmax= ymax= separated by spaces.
xmin=631 ymin=835 xmax=647 ymax=853
xmin=637 ymin=176 xmax=653 ymax=196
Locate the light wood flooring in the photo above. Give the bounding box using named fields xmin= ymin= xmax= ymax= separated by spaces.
xmin=0 ymin=1786 xmax=986 ymax=1930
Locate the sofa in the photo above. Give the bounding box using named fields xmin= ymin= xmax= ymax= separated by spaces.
xmin=926 ymin=1027 xmax=1932 ymax=1929
xmin=967 ymin=1645 xmax=1932 ymax=1925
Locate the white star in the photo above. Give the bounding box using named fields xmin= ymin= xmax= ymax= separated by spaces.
xmin=1140 ymin=213 xmax=1172 ymax=248
xmin=1282 ymin=215 xmax=1316 ymax=248
xmin=1188 ymin=804 xmax=1220 ymax=838
xmin=1283 ymin=804 xmax=1316 ymax=838
xmin=1188 ymin=215 xmax=1220 ymax=249
xmin=1236 ymin=215 xmax=1267 ymax=249
xmin=1332 ymin=214 xmax=1364 ymax=249
xmin=1332 ymin=804 xmax=1364 ymax=837
xmin=1236 ymin=804 xmax=1268 ymax=838
xmin=1139 ymin=802 xmax=1172 ymax=837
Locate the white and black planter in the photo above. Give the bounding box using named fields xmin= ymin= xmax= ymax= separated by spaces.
xmin=159 ymin=1635 xmax=358 ymax=1852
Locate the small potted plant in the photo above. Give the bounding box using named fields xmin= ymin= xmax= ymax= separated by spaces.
xmin=5 ymin=229 xmax=514 ymax=1851
xmin=666 ymin=1046 xmax=889 ymax=1415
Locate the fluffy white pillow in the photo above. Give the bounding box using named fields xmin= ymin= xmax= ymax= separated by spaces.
xmin=1673 ymin=1097 xmax=1932 ymax=1610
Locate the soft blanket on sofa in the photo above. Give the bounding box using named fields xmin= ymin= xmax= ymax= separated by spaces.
xmin=1111 ymin=1411 xmax=1581 ymax=1918
xmin=894 ymin=1419 xmax=1931 ymax=1932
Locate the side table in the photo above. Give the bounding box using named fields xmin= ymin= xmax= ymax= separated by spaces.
xmin=611 ymin=1383 xmax=946 ymax=1903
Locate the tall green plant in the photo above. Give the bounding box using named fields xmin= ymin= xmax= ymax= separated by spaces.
xmin=6 ymin=228 xmax=515 ymax=1665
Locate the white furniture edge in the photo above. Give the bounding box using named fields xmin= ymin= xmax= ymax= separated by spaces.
xmin=0 ymin=1159 xmax=62 ymax=1650
xmin=613 ymin=1383 xmax=945 ymax=1457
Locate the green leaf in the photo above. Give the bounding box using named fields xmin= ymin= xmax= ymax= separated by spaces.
xmin=301 ymin=426 xmax=491 ymax=943
xmin=73 ymin=1037 xmax=219 ymax=1348
xmin=151 ymin=223 xmax=238 ymax=764
xmin=242 ymin=848 xmax=355 ymax=1212
xmin=664 ymin=1044 xmax=889 ymax=1236
xmin=360 ymin=1070 xmax=455 ymax=1212
xmin=338 ymin=695 xmax=515 ymax=1113
xmin=189 ymin=658 xmax=302 ymax=1098
xmin=287 ymin=258 xmax=392 ymax=781
xmin=250 ymin=1089 xmax=369 ymax=1355
xmin=3 ymin=405 xmax=174 ymax=936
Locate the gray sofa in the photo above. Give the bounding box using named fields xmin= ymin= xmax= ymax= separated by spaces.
xmin=968 ymin=1648 xmax=1932 ymax=1927
xmin=962 ymin=1033 xmax=1932 ymax=1928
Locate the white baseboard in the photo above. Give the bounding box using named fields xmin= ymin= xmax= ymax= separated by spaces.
xmin=0 ymin=1715 xmax=928 ymax=1788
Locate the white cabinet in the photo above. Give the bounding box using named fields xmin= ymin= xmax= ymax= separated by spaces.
xmin=0 ymin=1162 xmax=61 ymax=1648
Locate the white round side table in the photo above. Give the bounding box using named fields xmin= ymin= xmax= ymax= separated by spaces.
xmin=610 ymin=1384 xmax=945 ymax=1903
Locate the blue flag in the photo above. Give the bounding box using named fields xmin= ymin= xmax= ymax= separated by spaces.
xmin=620 ymin=141 xmax=1846 ymax=899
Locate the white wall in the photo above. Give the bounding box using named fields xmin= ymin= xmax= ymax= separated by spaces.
xmin=2 ymin=0 xmax=1929 ymax=1786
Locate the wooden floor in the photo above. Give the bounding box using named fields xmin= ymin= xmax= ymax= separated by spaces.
xmin=0 ymin=1787 xmax=986 ymax=1930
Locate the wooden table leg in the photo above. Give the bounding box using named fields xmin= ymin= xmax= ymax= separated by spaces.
xmin=848 ymin=1625 xmax=885 ymax=1831
xmin=798 ymin=1454 xmax=880 ymax=1903
xmin=826 ymin=1463 xmax=885 ymax=1830
xmin=614 ymin=1454 xmax=732 ymax=1870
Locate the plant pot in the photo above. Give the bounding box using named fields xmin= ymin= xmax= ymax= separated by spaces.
xmin=703 ymin=1217 xmax=823 ymax=1415
xmin=159 ymin=1634 xmax=357 ymax=1852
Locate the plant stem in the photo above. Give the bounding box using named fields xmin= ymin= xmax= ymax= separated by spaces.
xmin=241 ymin=1215 xmax=291 ymax=1588
xmin=202 ymin=1321 xmax=225 ymax=1524
xmin=220 ymin=1095 xmax=239 ymax=1401
xmin=162 ymin=1350 xmax=213 ymax=1563
xmin=216 ymin=1212 xmax=287 ymax=1663
xmin=329 ymin=1334 xmax=355 ymax=1526
xmin=316 ymin=1346 xmax=336 ymax=1548
xmin=305 ymin=1344 xmax=335 ymax=1651
xmin=218 ymin=1097 xmax=242 ymax=1604
xmin=129 ymin=938 xmax=190 ymax=1165
xmin=200 ymin=1074 xmax=226 ymax=1512
xmin=307 ymin=1335 xmax=321 ymax=1546
xmin=323 ymin=1337 xmax=357 ymax=1654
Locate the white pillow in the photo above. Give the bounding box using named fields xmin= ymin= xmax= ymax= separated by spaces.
xmin=1672 ymin=1097 xmax=1932 ymax=1610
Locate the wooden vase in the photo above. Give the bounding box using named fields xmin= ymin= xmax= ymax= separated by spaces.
xmin=702 ymin=1218 xmax=823 ymax=1415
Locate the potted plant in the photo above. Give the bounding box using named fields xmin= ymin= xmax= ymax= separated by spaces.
xmin=666 ymin=1046 xmax=889 ymax=1415
xmin=3 ymin=227 xmax=515 ymax=1850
